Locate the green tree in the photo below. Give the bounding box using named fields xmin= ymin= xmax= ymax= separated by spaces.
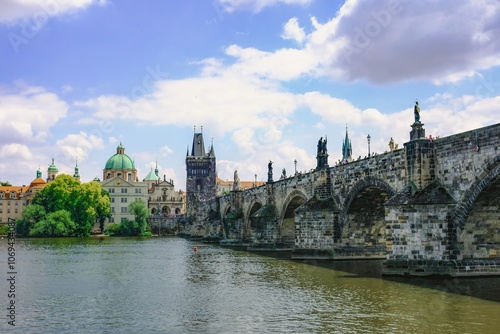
xmin=0 ymin=181 xmax=11 ymax=186
xmin=32 ymin=175 xmax=111 ymax=237
xmin=95 ymin=187 xmax=111 ymax=233
xmin=30 ymin=210 xmax=76 ymax=237
xmin=16 ymin=204 xmax=46 ymax=236
xmin=129 ymin=199 xmax=148 ymax=235
xmin=107 ymin=200 xmax=149 ymax=236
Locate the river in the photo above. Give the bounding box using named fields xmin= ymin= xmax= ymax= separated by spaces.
xmin=1 ymin=237 xmax=499 ymax=333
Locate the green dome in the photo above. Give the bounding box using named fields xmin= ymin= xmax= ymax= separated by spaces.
xmin=143 ymin=168 xmax=159 ymax=181
xmin=48 ymin=158 xmax=58 ymax=172
xmin=104 ymin=143 xmax=135 ymax=170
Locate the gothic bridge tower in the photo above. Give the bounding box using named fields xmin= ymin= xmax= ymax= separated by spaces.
xmin=185 ymin=127 xmax=216 ymax=218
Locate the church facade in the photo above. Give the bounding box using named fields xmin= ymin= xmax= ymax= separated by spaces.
xmin=100 ymin=143 xmax=185 ymax=228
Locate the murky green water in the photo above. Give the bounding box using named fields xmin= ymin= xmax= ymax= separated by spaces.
xmin=1 ymin=237 xmax=499 ymax=333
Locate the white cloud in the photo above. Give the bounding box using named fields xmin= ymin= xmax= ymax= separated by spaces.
xmin=0 ymin=0 xmax=107 ymax=24
xmin=0 ymin=83 xmax=68 ymax=143
xmin=216 ymin=0 xmax=311 ymax=13
xmin=160 ymin=145 xmax=173 ymax=157
xmin=281 ymin=17 xmax=306 ymax=44
xmin=56 ymin=131 xmax=104 ymax=162
xmin=225 ymin=44 xmax=317 ymax=81
xmin=77 ymin=70 xmax=300 ymax=139
xmin=61 ymin=84 xmax=73 ymax=94
xmin=311 ymin=0 xmax=500 ymax=84
xmin=0 ymin=143 xmax=32 ymax=160
xmin=218 ymin=0 xmax=500 ymax=85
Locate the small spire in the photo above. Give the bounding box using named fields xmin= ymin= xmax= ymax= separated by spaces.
xmin=73 ymin=157 xmax=80 ymax=180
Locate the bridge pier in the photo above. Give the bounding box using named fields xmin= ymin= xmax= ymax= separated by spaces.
xmin=383 ymin=181 xmax=458 ymax=276
xmin=292 ymin=195 xmax=339 ymax=259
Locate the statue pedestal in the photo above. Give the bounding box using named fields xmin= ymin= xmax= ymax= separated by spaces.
xmin=410 ymin=122 xmax=425 ymax=141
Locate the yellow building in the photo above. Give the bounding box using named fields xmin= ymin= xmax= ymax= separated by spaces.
xmin=216 ymin=176 xmax=265 ymax=196
xmin=0 ymin=167 xmax=47 ymax=223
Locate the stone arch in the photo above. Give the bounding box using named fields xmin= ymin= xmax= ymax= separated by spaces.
xmin=245 ymin=200 xmax=263 ymax=241
xmin=454 ymin=155 xmax=500 ymax=259
xmin=454 ymin=155 xmax=500 ymax=229
xmin=339 ymin=176 xmax=396 ymax=249
xmin=245 ymin=200 xmax=263 ymax=225
xmin=279 ymin=189 xmax=308 ymax=244
xmin=221 ymin=204 xmax=231 ymax=219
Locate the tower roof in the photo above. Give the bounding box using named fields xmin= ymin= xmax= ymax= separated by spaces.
xmin=143 ymin=167 xmax=160 ymax=181
xmin=104 ymin=143 xmax=136 ymax=170
xmin=342 ymin=126 xmax=352 ymax=161
xmin=191 ymin=132 xmax=206 ymax=157
xmin=73 ymin=159 xmax=80 ymax=179
xmin=48 ymin=158 xmax=58 ymax=172
xmin=208 ymin=138 xmax=215 ymax=157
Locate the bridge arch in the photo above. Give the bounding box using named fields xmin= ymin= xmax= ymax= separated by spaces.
xmin=279 ymin=189 xmax=308 ymax=244
xmin=340 ymin=176 xmax=396 ymax=248
xmin=221 ymin=203 xmax=231 ymax=219
xmin=244 ymin=200 xmax=263 ymax=241
xmin=454 ymin=155 xmax=500 ymax=259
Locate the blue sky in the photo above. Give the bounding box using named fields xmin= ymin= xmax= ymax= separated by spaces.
xmin=1 ymin=0 xmax=499 ymax=189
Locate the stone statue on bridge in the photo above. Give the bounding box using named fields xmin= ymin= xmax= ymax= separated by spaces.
xmin=414 ymin=100 xmax=421 ymax=123
xmin=388 ymin=137 xmax=398 ymax=151
xmin=233 ymin=170 xmax=240 ymax=191
xmin=267 ymin=160 xmax=273 ymax=183
xmin=280 ymin=168 xmax=287 ymax=180
xmin=317 ymin=137 xmax=327 ymax=155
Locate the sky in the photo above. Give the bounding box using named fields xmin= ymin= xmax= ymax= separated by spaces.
xmin=0 ymin=0 xmax=499 ymax=190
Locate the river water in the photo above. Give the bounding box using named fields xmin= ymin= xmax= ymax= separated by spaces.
xmin=1 ymin=237 xmax=499 ymax=333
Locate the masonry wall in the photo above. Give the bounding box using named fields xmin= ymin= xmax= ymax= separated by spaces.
xmin=433 ymin=123 xmax=500 ymax=201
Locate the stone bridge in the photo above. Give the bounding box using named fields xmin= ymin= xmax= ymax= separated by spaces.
xmin=189 ymin=121 xmax=500 ymax=276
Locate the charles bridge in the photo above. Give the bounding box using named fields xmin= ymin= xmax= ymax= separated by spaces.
xmin=182 ymin=117 xmax=500 ymax=277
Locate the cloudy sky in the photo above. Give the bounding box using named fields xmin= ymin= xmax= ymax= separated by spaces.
xmin=1 ymin=0 xmax=499 ymax=189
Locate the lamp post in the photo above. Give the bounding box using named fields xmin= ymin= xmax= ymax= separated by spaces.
xmin=367 ymin=134 xmax=371 ymax=157
xmin=254 ymin=174 xmax=257 ymax=187
xmin=294 ymin=159 xmax=297 ymax=174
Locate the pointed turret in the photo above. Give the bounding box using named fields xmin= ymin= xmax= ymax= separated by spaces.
xmin=342 ymin=126 xmax=352 ymax=161
xmin=209 ymin=138 xmax=215 ymax=157
xmin=73 ymin=158 xmax=80 ymax=180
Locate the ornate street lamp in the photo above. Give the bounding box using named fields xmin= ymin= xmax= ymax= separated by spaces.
xmin=294 ymin=159 xmax=297 ymax=174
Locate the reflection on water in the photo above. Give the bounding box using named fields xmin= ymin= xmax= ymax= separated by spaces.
xmin=0 ymin=237 xmax=499 ymax=333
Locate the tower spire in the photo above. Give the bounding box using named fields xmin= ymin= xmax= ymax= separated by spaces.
xmin=342 ymin=126 xmax=352 ymax=161
xmin=73 ymin=157 xmax=80 ymax=180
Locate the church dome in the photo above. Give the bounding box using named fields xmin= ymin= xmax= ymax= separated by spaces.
xmin=104 ymin=143 xmax=135 ymax=170
xmin=48 ymin=159 xmax=58 ymax=172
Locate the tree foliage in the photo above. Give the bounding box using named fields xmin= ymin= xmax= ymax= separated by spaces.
xmin=27 ymin=175 xmax=111 ymax=237
xmin=16 ymin=204 xmax=46 ymax=236
xmin=30 ymin=210 xmax=76 ymax=237
xmin=129 ymin=199 xmax=148 ymax=234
